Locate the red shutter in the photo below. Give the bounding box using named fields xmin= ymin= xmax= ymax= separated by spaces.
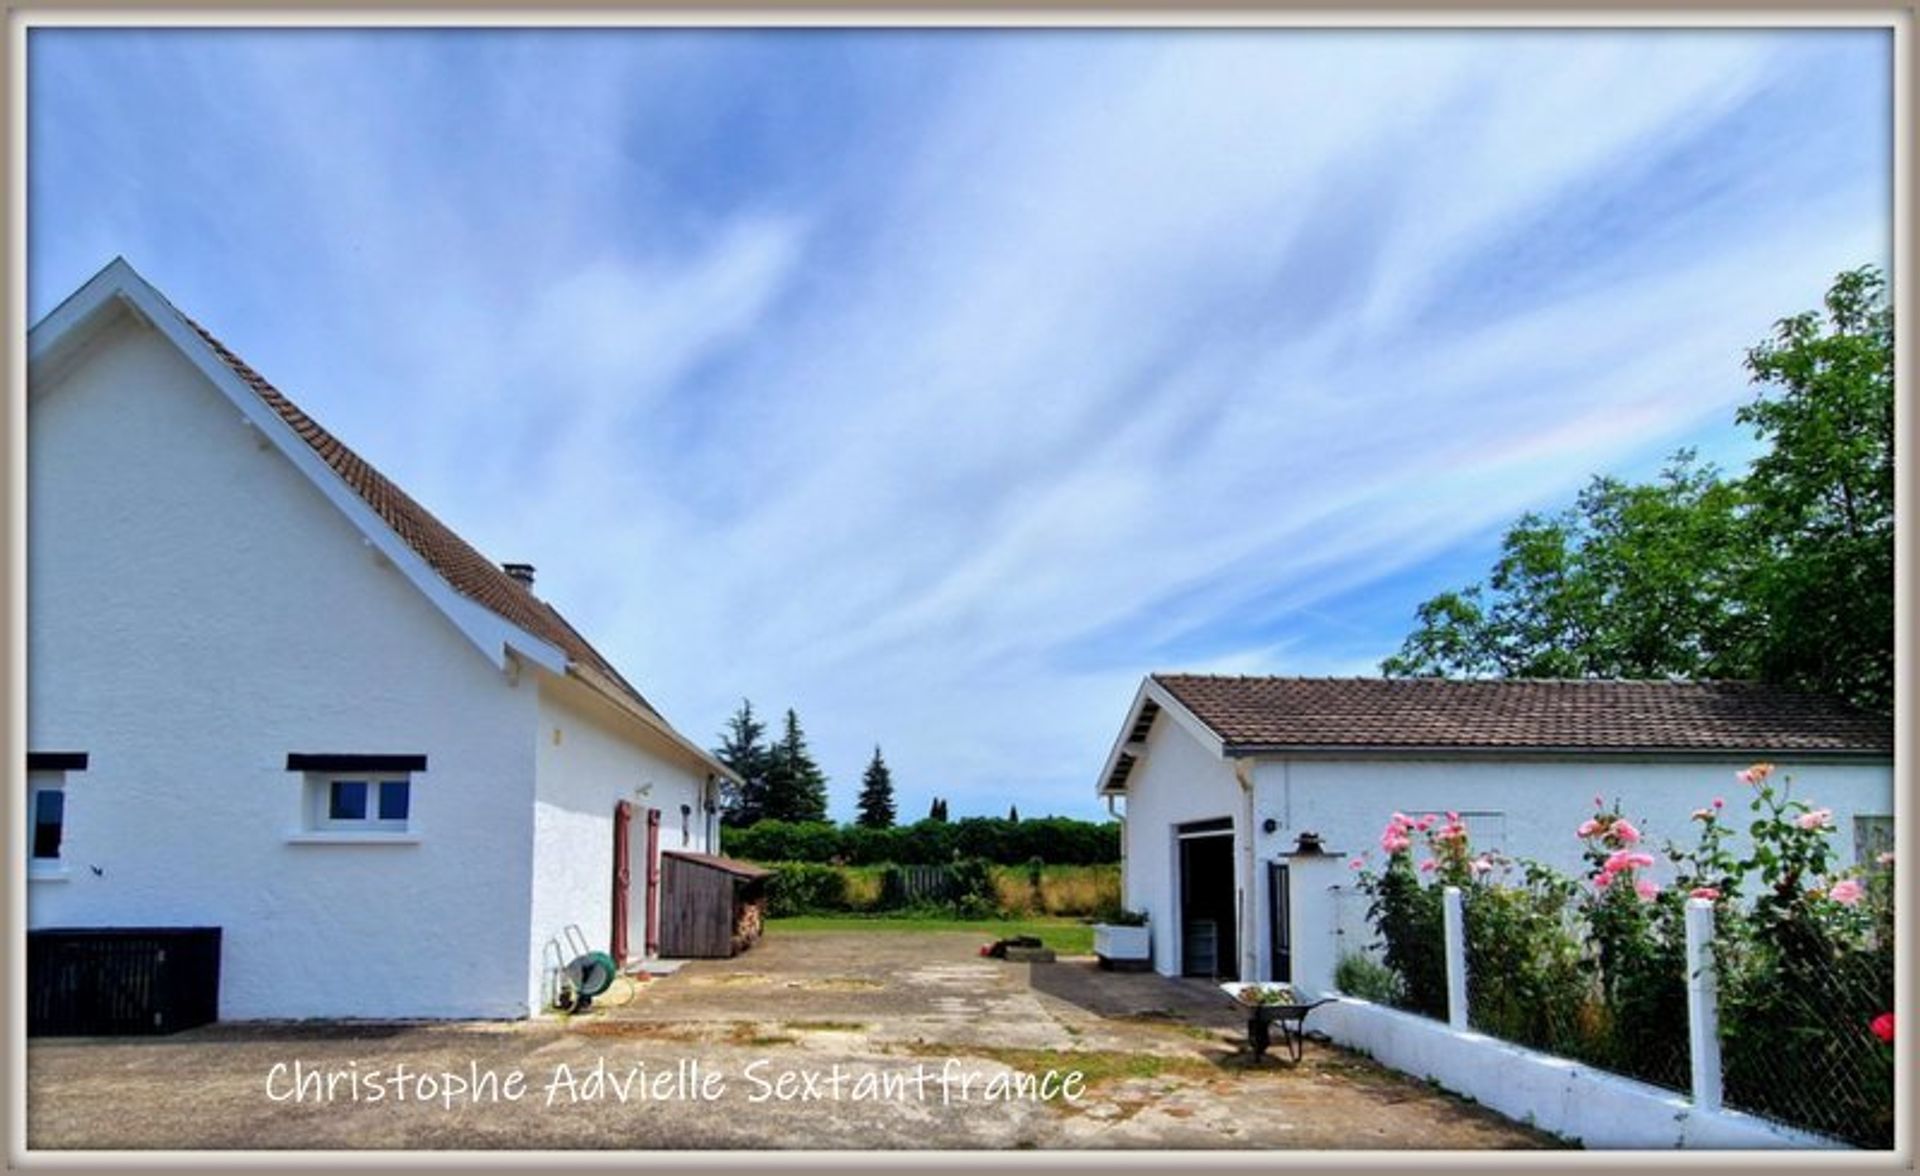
xmin=612 ymin=801 xmax=633 ymax=965
xmin=644 ymin=807 xmax=662 ymax=957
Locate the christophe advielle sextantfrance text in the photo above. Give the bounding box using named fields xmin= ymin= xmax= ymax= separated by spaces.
xmin=264 ymin=1056 xmax=1089 ymax=1110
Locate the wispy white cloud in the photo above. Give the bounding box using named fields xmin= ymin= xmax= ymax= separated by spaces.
xmin=28 ymin=28 xmax=1890 ymax=817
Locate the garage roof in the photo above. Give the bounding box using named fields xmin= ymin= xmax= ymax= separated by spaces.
xmin=1151 ymin=675 xmax=1892 ymax=755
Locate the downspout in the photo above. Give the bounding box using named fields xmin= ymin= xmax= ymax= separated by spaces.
xmin=1232 ymin=756 xmax=1257 ymax=983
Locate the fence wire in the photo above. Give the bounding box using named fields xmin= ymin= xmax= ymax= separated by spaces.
xmin=1717 ymin=932 xmax=1895 ymax=1149
xmin=1350 ymin=887 xmax=1896 ymax=1147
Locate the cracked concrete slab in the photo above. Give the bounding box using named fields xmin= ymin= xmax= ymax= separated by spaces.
xmin=26 ymin=929 xmax=1562 ymax=1150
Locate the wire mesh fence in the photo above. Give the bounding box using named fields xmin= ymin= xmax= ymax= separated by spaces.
xmin=1463 ymin=925 xmax=1692 ymax=1095
xmin=1353 ymin=885 xmax=1893 ymax=1146
xmin=1716 ymin=923 xmax=1895 ymax=1149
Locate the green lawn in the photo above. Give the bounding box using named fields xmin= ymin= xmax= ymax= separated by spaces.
xmin=766 ymin=914 xmax=1094 ymax=954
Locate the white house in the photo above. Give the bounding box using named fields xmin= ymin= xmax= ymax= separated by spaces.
xmin=25 ymin=258 xmax=740 ymax=1020
xmin=1096 ymin=674 xmax=1894 ymax=992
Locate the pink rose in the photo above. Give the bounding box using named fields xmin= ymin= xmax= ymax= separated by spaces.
xmin=1712 ymin=797 xmax=1725 ymax=808
xmin=1381 ymin=832 xmax=1411 ymax=854
xmin=1348 ymin=857 xmax=1366 ymax=870
xmin=1871 ymin=1013 xmax=1894 ymax=1044
xmin=1469 ymin=857 xmax=1493 ymax=877
xmin=1612 ymin=819 xmax=1642 ymax=845
xmin=1419 ymin=859 xmax=1437 ymax=873
xmin=1576 ymin=819 xmax=1600 ymax=838
xmin=1635 ymin=878 xmax=1659 ymax=902
xmin=1689 ymin=887 xmax=1721 ymax=901
xmin=1796 ymin=809 xmax=1833 ymax=831
xmin=1594 ymin=870 xmax=1615 ymax=890
xmin=1604 ymin=850 xmax=1655 ymax=874
xmin=1829 ymin=878 xmax=1865 ymax=906
xmin=1446 ymin=811 xmax=1460 ymax=823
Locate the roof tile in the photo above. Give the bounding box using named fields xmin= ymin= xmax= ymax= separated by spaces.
xmin=180 ymin=315 xmax=657 ymax=717
xmin=1151 ymin=675 xmax=1890 ymax=754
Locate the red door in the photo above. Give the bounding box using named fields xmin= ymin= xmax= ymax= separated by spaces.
xmin=644 ymin=807 xmax=662 ymax=957
xmin=612 ymin=801 xmax=633 ymax=965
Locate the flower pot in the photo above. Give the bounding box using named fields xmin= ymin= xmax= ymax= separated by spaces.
xmin=1093 ymin=923 xmax=1151 ymax=971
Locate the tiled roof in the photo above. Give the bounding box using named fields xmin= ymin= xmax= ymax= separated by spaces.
xmin=181 ymin=316 xmax=657 ymax=717
xmin=1151 ymin=675 xmax=1892 ymax=755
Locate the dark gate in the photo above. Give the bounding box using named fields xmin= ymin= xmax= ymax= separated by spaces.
xmin=28 ymin=927 xmax=222 ymax=1036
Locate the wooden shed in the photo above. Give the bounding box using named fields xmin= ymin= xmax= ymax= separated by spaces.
xmin=657 ymin=851 xmax=771 ymax=959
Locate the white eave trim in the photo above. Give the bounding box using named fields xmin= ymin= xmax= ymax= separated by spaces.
xmin=1095 ymin=675 xmax=1228 ymax=797
xmin=562 ymin=662 xmax=744 ymax=786
xmin=28 ymin=259 xmax=569 ymax=678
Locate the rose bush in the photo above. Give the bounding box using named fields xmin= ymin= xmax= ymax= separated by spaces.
xmin=1347 ymin=765 xmax=1894 ymax=1147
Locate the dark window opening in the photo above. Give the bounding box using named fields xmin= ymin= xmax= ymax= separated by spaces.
xmin=329 ymin=780 xmax=368 ymax=821
xmin=32 ymin=790 xmax=64 ymax=860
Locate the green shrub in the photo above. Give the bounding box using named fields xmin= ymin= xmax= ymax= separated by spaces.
xmin=1334 ymin=952 xmax=1402 ymax=1004
xmin=725 ymin=815 xmax=1120 ymax=866
xmin=946 ymin=857 xmax=998 ymax=919
xmin=764 ymin=862 xmax=850 ymax=916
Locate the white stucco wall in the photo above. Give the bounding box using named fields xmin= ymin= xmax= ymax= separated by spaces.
xmin=1116 ymin=709 xmax=1245 ymax=978
xmin=529 ymin=677 xmax=714 ymax=1012
xmin=1314 ymin=997 xmax=1843 ymax=1149
xmin=27 ymin=312 xmax=540 ymax=1019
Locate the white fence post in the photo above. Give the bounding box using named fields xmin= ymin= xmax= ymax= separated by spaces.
xmin=1443 ymin=885 xmax=1467 ymax=1030
xmin=1685 ymin=897 xmax=1723 ymax=1114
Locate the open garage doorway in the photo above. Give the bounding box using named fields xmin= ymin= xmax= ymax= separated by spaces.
xmin=1177 ymin=818 xmax=1237 ymax=979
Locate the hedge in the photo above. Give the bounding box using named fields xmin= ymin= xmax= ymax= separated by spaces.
xmin=725 ymin=816 xmax=1119 ymax=866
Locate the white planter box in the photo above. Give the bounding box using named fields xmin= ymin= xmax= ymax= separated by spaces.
xmin=1093 ymin=923 xmax=1151 ymax=968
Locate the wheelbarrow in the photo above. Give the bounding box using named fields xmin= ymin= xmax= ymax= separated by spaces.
xmin=1221 ymin=983 xmax=1334 ymax=1063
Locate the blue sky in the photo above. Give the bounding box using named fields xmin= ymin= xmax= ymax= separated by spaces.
xmin=28 ymin=27 xmax=1891 ymax=821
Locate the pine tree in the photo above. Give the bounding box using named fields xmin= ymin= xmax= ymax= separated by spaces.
xmin=855 ymin=746 xmax=897 ymax=828
xmin=929 ymin=797 xmax=948 ymax=823
xmin=1008 ymin=804 xmax=1019 ymax=823
xmin=713 ymin=699 xmax=771 ymax=826
xmin=763 ymin=708 xmax=829 ymax=823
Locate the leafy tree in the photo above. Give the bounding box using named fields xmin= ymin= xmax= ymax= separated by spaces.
xmin=1383 ymin=266 xmax=1892 ymax=712
xmin=1737 ymin=266 xmax=1894 ymax=712
xmin=855 ymin=745 xmax=897 ymax=829
xmin=762 ymin=708 xmax=829 ymax=824
xmin=1382 ymin=454 xmax=1755 ymax=680
xmin=713 ymin=699 xmax=771 ymax=826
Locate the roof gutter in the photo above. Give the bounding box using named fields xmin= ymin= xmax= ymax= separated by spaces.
xmin=1220 ymin=743 xmax=1893 ymax=762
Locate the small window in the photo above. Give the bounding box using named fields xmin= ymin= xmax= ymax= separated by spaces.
xmin=307 ymin=775 xmax=412 ymax=833
xmin=26 ymin=757 xmax=86 ymax=875
xmin=31 ymin=785 xmax=65 ymax=860
xmin=1854 ymin=815 xmax=1893 ymax=868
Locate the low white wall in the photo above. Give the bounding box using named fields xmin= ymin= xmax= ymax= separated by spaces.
xmin=1313 ymin=997 xmax=1845 ymax=1150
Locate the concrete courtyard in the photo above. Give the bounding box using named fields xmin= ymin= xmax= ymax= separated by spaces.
xmin=27 ymin=930 xmax=1560 ymax=1150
